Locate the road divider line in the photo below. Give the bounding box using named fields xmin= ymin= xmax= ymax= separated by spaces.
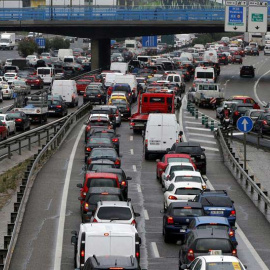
xmin=179 ymin=96 xmax=187 ymax=142
xmin=188 ymin=132 xmax=214 ymax=138
xmin=186 ymin=127 xmax=212 ymax=131
xmin=254 ymin=69 xmax=270 ymax=106
xmin=202 ymin=146 xmax=219 ymax=152
xmin=144 ymin=209 xmax=149 ymax=220
xmin=130 ymin=135 xmax=133 ymax=141
xmin=185 ymin=121 xmax=203 ymax=125
xmin=151 ymin=242 xmax=160 ymax=258
xmin=54 ymin=124 xmax=84 ymax=270
xmin=137 ymin=184 xmax=142 ymax=193
xmin=130 ymin=149 xmax=134 ymax=155
xmin=189 ymin=138 xmax=217 ymax=145
xmin=133 ymin=165 xmax=137 ymax=172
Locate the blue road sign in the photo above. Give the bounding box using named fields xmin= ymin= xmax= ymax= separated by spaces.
xmin=35 ymin=38 xmax=46 ymax=48
xmin=237 ymin=116 xmax=253 ymax=133
xmin=142 ymin=36 xmax=157 ymax=47
xmin=228 ymin=6 xmax=244 ymax=26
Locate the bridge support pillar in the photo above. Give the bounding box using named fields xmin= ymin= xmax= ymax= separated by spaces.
xmin=91 ymin=39 xmax=111 ymax=71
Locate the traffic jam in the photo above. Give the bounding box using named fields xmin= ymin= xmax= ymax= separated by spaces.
xmin=69 ymin=36 xmax=258 ymax=270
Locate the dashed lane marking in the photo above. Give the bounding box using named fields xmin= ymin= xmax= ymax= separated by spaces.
xmin=130 ymin=149 xmax=134 ymax=155
xmin=133 ymin=165 xmax=137 ymax=172
xmin=137 ymin=184 xmax=142 ymax=193
xmin=144 ymin=209 xmax=149 ymax=220
xmin=151 ymin=242 xmax=160 ymax=258
xmin=186 ymin=127 xmax=212 ymax=131
xmin=189 ymin=138 xmax=217 ymax=145
xmin=185 ymin=121 xmax=204 ymax=125
xmin=188 ymin=132 xmax=215 ymax=138
xmin=130 ymin=135 xmax=133 ymax=141
xmin=202 ymin=146 xmax=219 ymax=152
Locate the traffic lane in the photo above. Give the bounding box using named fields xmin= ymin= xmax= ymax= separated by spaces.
xmin=0 ymin=47 xmax=20 ymax=62
xmin=254 ymin=74 xmax=270 ymax=106
xmin=9 ymin=118 xmax=85 ymax=270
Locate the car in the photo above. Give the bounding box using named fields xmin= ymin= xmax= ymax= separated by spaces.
xmin=40 ymin=52 xmax=51 ymax=59
xmin=156 ymin=153 xmax=196 ymax=182
xmin=90 ymin=201 xmax=140 ymax=225
xmin=229 ymin=103 xmax=254 ymax=126
xmin=0 ymin=114 xmax=16 ymax=135
xmin=240 ymin=65 xmax=255 ymax=77
xmin=179 ymin=229 xmax=237 ymax=267
xmin=86 ymin=159 xmax=118 ymax=172
xmin=26 ymin=55 xmax=38 ymax=65
xmin=83 ymin=85 xmax=106 ymax=104
xmin=0 ymin=120 xmax=8 ymax=140
xmin=250 ymin=47 xmax=260 ymax=56
xmin=161 ymin=162 xmax=196 ymax=188
xmin=187 ymin=216 xmax=237 ymax=245
xmin=229 ymin=95 xmax=260 ymax=109
xmin=106 ymin=105 xmax=121 ymax=127
xmin=181 ymin=255 xmax=245 ymax=270
xmin=110 ymin=98 xmax=131 ymax=118
xmin=164 ymin=182 xmax=203 ymax=210
xmin=89 ymin=106 xmax=117 ymax=124
xmin=12 ymin=80 xmax=31 ymax=94
xmin=108 ymin=95 xmax=129 ymax=106
xmin=25 ymin=75 xmax=44 ymax=89
xmin=231 ymin=55 xmax=242 ymax=64
xmin=111 ymin=84 xmax=133 ymax=103
xmin=215 ymin=101 xmax=237 ymax=119
xmin=244 ymin=109 xmax=264 ymax=124
xmin=17 ymin=68 xmax=37 ymax=79
xmin=168 ymin=142 xmax=206 ymax=175
xmin=253 ymin=112 xmax=270 ymax=134
xmin=217 ymin=53 xmax=228 ymax=65
xmin=244 ymin=46 xmax=252 ymax=54
xmin=162 ymin=201 xmax=204 ymax=243
xmin=76 ymin=79 xmax=92 ymax=95
xmin=1 ymin=83 xmax=14 ymax=99
xmin=79 ymin=187 xmax=125 ymax=223
xmin=4 ymin=72 xmax=18 ymax=85
xmin=164 ymin=171 xmax=207 ymax=191
xmin=6 ymin=111 xmax=31 ymax=131
xmin=187 ymin=86 xmax=196 ymax=103
xmin=47 ymin=95 xmax=68 ymax=117
xmin=86 ymin=148 xmax=121 ymax=168
xmin=193 ymin=190 xmax=236 ymax=226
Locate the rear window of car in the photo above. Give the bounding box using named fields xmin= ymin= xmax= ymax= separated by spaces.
xmin=167 ymin=157 xmax=190 ymax=163
xmin=38 ymin=69 xmax=50 ymax=75
xmin=48 ymin=100 xmax=61 ymax=105
xmin=206 ymin=262 xmax=244 ymax=270
xmin=77 ymin=81 xmax=90 ymax=85
xmin=172 ymin=208 xmax=203 ymax=217
xmin=89 ymin=164 xmax=114 ymax=171
xmin=6 ymin=113 xmax=21 ymax=119
xmin=88 ymin=194 xmax=120 ymax=204
xmin=175 ymin=176 xmax=201 ymax=183
xmin=114 ymin=86 xmax=129 ymax=91
xmin=86 ymin=89 xmax=100 ymax=94
xmin=201 ymin=196 xmax=233 ymax=207
xmin=89 ymin=121 xmax=109 ymax=126
xmin=175 ymin=188 xmax=201 ymax=195
xmin=197 ymin=224 xmax=229 ymax=231
xmin=250 ymin=111 xmax=262 ymax=118
xmin=97 ymin=207 xmax=132 ymax=220
xmin=89 ymin=137 xmax=111 ymax=144
xmin=176 ymin=146 xmax=202 ymax=154
xmin=88 ymin=178 xmax=117 ymax=188
xmin=195 ymin=239 xmax=232 ymax=253
xmin=170 ymin=165 xmax=193 ymax=173
xmin=238 ymin=106 xmax=253 ymax=112
xmin=91 ymin=149 xmax=117 ymax=158
xmin=91 ymin=110 xmax=110 ymax=115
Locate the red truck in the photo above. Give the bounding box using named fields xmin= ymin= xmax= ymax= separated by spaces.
xmin=129 ymin=92 xmax=175 ymax=134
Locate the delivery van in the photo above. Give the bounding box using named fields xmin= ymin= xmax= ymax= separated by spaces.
xmin=110 ymin=62 xmax=129 ymax=74
xmin=105 ymin=72 xmax=123 ymax=88
xmin=264 ymin=44 xmax=270 ymax=55
xmin=37 ymin=67 xmax=55 ymax=85
xmin=194 ymin=67 xmax=216 ymax=83
xmin=51 ymin=80 xmax=79 ymax=107
xmin=71 ymin=223 xmax=141 ymax=270
xmin=144 ymin=113 xmax=180 ymax=160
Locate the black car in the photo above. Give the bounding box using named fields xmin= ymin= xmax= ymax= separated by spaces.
xmin=86 ymin=159 xmax=117 ymax=171
xmin=6 ymin=111 xmax=30 ymax=131
xmin=47 ymin=95 xmax=68 ymax=117
xmin=230 ymin=103 xmax=254 ymax=126
xmin=95 ymin=167 xmax=132 ymax=200
xmin=253 ymin=112 xmax=270 ymax=134
xmin=84 ymin=84 xmax=106 ymax=104
xmin=179 ymin=228 xmax=237 ymax=267
xmin=176 ymin=69 xmax=191 ymax=82
xmin=162 ymin=202 xmax=204 ymax=243
xmin=168 ymin=142 xmax=206 ymax=175
xmin=217 ymin=53 xmax=228 ymax=65
xmin=240 ymin=65 xmax=255 ymax=77
xmin=111 ymin=99 xmax=131 ymax=119
xmin=82 ymin=255 xmax=141 ymax=270
xmin=250 ymin=47 xmax=260 ymax=56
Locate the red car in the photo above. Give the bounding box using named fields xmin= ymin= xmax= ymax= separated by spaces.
xmin=82 ymin=74 xmax=102 ymax=83
xmin=76 ymin=79 xmax=92 ymax=95
xmin=230 ymin=95 xmax=260 ymax=109
xmin=0 ymin=121 xmax=8 ymax=140
xmin=76 ymin=172 xmax=120 ymax=203
xmin=156 ymin=153 xmax=196 ymax=182
xmin=25 ymin=75 xmax=44 ymax=89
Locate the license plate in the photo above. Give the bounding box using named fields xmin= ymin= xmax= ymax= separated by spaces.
xmin=121 ymin=114 xmax=123 ymax=116
xmin=150 ymin=142 xmax=160 ymax=145
xmin=80 ymin=91 xmax=84 ymax=93
xmin=211 ymin=211 xmax=223 ymax=214
xmin=89 ymin=96 xmax=95 ymax=98
xmin=135 ymin=123 xmax=144 ymax=127
xmin=48 ymin=110 xmax=55 ymax=113
xmin=180 ymin=229 xmax=186 ymax=233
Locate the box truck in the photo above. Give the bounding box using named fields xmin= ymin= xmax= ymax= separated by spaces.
xmin=0 ymin=33 xmax=15 ymax=50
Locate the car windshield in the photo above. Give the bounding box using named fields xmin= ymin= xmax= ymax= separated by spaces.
xmin=176 ymin=146 xmax=202 ymax=154
xmin=86 ymin=89 xmax=100 ymax=94
xmin=91 ymin=149 xmax=117 ymax=158
xmin=175 ymin=188 xmax=201 ymax=195
xmin=206 ymin=262 xmax=244 ymax=270
xmin=87 ymin=178 xmax=117 ymax=188
xmin=201 ymin=196 xmax=233 ymax=207
xmin=88 ymin=194 xmax=120 ymax=204
xmin=195 ymin=239 xmax=232 ymax=253
xmin=97 ymin=207 xmax=132 ymax=220
xmin=170 ymin=166 xmax=193 ymax=173
xmin=89 ymin=137 xmax=111 ymax=144
xmin=48 ymin=100 xmax=61 ymax=105
xmin=0 ymin=116 xmax=4 ymax=120
xmin=172 ymin=208 xmax=203 ymax=217
xmin=175 ymin=176 xmax=201 ymax=183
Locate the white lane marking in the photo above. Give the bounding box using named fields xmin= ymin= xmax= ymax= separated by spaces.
xmin=254 ymin=69 xmax=270 ymax=106
xmin=189 ymin=138 xmax=217 ymax=145
xmin=54 ymin=124 xmax=84 ymax=269
xmin=45 ymin=199 xmax=52 ymax=211
xmin=133 ymin=165 xmax=137 ymax=172
xmin=144 ymin=209 xmax=149 ymax=220
xmin=130 ymin=135 xmax=133 ymax=141
xmin=206 ymin=181 xmax=269 ymax=270
xmin=203 ymin=146 xmax=219 ymax=152
xmin=186 ymin=127 xmax=212 ymax=131
xmin=185 ymin=121 xmax=203 ymax=125
xmin=130 ymin=149 xmax=134 ymax=155
xmin=188 ymin=132 xmax=215 ymax=138
xmin=233 ymin=132 xmax=244 ymax=136
xmin=184 ymin=116 xmax=202 ymax=119
xmin=151 ymin=242 xmax=160 ymax=258
xmin=137 ymin=184 xmax=142 ymax=193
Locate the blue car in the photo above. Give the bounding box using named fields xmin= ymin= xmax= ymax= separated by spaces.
xmin=193 ymin=190 xmax=236 ymax=226
xmin=186 ymin=216 xmax=238 ymax=246
xmin=162 ymin=201 xmax=205 ymax=243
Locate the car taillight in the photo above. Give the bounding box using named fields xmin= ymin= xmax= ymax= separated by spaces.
xmin=2 ymin=121 xmax=5 ymax=124
xmin=168 ymin=195 xmax=177 ymax=200
xmin=121 ymin=181 xmax=126 ymax=186
xmin=187 ymin=249 xmax=195 ymax=262
xmin=80 ymin=232 xmax=85 ymax=265
xmin=127 ymin=107 xmax=130 ymax=111
xmin=229 ymin=228 xmax=234 ymax=237
xmin=15 ymin=118 xmax=22 ymax=122
xmin=86 ymin=147 xmax=91 ymax=152
xmin=86 ymin=125 xmax=90 ymax=132
xmin=131 ymin=219 xmax=136 ymax=225
xmin=115 ymin=159 xmax=120 ymax=165
xmin=232 ymin=249 xmax=237 ymax=256
xmin=112 ymin=138 xmax=119 ymax=142
xmin=56 ymin=105 xmax=62 ymax=108
xmin=136 ymin=252 xmax=139 ymax=258
xmin=83 ymin=94 xmax=86 ymax=97
xmin=145 ymin=139 xmax=148 ymax=147
xmin=262 ymin=120 xmax=268 ymax=125
xmin=230 ymin=210 xmax=236 ymax=216
xmin=15 ymin=76 xmax=17 ymax=79
xmin=92 ymin=218 xmax=98 ymax=222
xmin=130 ymin=122 xmax=135 ymax=126
xmin=234 ymin=111 xmax=239 ymax=116
xmin=35 ymin=80 xmax=39 ymax=82
xmin=97 ymin=94 xmax=101 ymax=97
xmin=81 ymin=250 xmax=85 ymax=257
xmin=84 ymin=203 xmax=89 ymax=211
xmin=167 ymin=216 xmax=174 ymax=224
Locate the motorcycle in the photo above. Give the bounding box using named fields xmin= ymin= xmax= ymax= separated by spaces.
xmin=221 ymin=109 xmax=230 ymax=129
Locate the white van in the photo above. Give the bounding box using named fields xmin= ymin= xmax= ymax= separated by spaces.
xmin=264 ymin=44 xmax=270 ymax=55
xmin=105 ymin=72 xmax=123 ymax=88
xmin=110 ymin=62 xmax=128 ymax=74
xmin=114 ymin=74 xmax=138 ymax=101
xmin=72 ymin=223 xmax=141 ymax=269
xmin=63 ymin=56 xmax=75 ymax=63
xmin=37 ymin=67 xmax=55 ymax=85
xmin=58 ymin=48 xmax=73 ymax=61
xmin=144 ymin=114 xmax=180 ymax=160
xmin=203 ymin=50 xmax=218 ymax=63
xmin=51 ymin=80 xmax=78 ymax=107
xmin=194 ymin=67 xmax=216 ymax=83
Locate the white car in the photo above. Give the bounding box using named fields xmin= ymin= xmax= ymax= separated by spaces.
xmin=5 ymin=59 xmax=12 ymax=66
xmin=26 ymin=55 xmax=38 ymax=65
xmin=164 ymin=171 xmax=207 ymax=191
xmin=182 ymin=254 xmax=246 ymax=270
xmin=0 ymin=114 xmax=16 ymax=135
xmin=4 ymin=73 xmax=18 ymax=84
xmin=161 ymin=162 xmax=196 ymax=188
xmin=164 ymin=182 xmax=202 ymax=209
xmin=1 ymin=82 xmax=14 ymax=99
xmin=40 ymin=52 xmax=51 ymax=59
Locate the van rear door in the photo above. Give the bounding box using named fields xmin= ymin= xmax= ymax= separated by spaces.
xmin=86 ymin=234 xmax=110 ymax=256
xmin=148 ymin=125 xmax=162 ymax=151
xmin=161 ymin=124 xmax=176 ymax=151
xmin=111 ymin=235 xmax=134 ymax=256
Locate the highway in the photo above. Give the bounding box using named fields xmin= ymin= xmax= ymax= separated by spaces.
xmin=7 ymin=51 xmax=270 ymax=270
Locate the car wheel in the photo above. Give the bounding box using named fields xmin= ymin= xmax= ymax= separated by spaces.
xmin=163 ymin=228 xmax=170 ymax=243
xmin=260 ymin=126 xmax=263 ymax=137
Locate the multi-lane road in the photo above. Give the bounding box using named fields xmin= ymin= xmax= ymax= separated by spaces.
xmin=3 ymin=50 xmax=270 ymax=270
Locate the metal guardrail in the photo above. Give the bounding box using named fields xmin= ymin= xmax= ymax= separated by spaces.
xmin=0 ymin=101 xmax=92 ymax=270
xmin=216 ymin=127 xmax=270 ymax=212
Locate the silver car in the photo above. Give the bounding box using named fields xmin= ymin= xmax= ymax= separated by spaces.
xmin=244 ymin=109 xmax=264 ymax=124
xmin=12 ymin=80 xmax=31 ymax=94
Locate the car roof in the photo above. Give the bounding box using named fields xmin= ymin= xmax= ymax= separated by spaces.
xmin=89 ymin=114 xmax=109 ymax=119
xmin=172 ymin=171 xmax=201 ymax=177
xmin=85 ymin=172 xmax=118 ymax=179
xmin=170 ymin=201 xmax=203 ymax=208
xmin=194 ymin=216 xmax=230 ymax=225
xmin=175 ymin=142 xmax=201 ymax=147
xmin=197 ymin=255 xmax=242 ymax=263
xmin=90 ymin=160 xmax=115 ymax=165
xmin=168 ymin=162 xmax=193 ymax=167
xmin=165 ymin=153 xmax=192 ymax=158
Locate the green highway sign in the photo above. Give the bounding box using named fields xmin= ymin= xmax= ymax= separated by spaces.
xmin=251 ymin=13 xmax=263 ymax=22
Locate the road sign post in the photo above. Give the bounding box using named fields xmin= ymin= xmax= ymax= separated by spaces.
xmin=237 ymin=116 xmax=253 ymax=170
xmin=225 ymin=1 xmax=247 ymax=32
xmin=248 ymin=1 xmax=268 ymax=33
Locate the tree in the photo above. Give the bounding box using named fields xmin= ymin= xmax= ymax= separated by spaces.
xmin=18 ymin=39 xmax=38 ymax=57
xmin=49 ymin=37 xmax=70 ymax=50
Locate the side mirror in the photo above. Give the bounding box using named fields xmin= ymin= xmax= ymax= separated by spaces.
xmin=134 ymin=212 xmax=140 ymax=217
xmin=71 ymin=235 xmax=77 ymax=245
xmin=71 ymin=230 xmax=77 ymax=235
xmin=201 ymin=148 xmax=205 ymax=151
xmin=204 ymin=188 xmax=211 ymax=192
xmin=77 ymin=183 xmax=82 ymax=188
xmin=126 ymin=176 xmax=132 ymax=180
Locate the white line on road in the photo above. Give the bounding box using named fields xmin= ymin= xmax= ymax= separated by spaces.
xmin=151 ymin=242 xmax=160 ymax=258
xmin=184 ymin=116 xmax=202 ymax=119
xmin=0 ymin=105 xmax=13 ymax=110
xmin=189 ymin=138 xmax=217 ymax=145
xmin=130 ymin=149 xmax=134 ymax=155
xmin=203 ymin=146 xmax=219 ymax=152
xmin=133 ymin=165 xmax=137 ymax=172
xmin=186 ymin=127 xmax=212 ymax=131
xmin=144 ymin=209 xmax=149 ymax=220
xmin=137 ymin=184 xmax=142 ymax=193
xmin=254 ymin=69 xmax=270 ymax=106
xmin=185 ymin=121 xmax=203 ymax=125
xmin=233 ymin=132 xmax=244 ymax=136
xmin=45 ymin=198 xmax=52 ymax=211
xmin=188 ymin=132 xmax=215 ymax=138
xmin=130 ymin=135 xmax=133 ymax=141
xmin=54 ymin=124 xmax=84 ymax=270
